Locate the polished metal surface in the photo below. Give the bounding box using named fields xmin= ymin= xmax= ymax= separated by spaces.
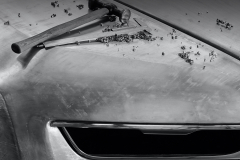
xmin=52 ymin=121 xmax=240 ymax=131
xmin=0 ymin=93 xmax=20 ymax=160
xmin=0 ymin=0 xmax=240 ymax=159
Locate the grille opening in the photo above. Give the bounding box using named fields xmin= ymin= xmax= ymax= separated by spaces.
xmin=60 ymin=127 xmax=240 ymax=157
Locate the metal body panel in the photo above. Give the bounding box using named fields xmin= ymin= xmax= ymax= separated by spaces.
xmin=0 ymin=93 xmax=20 ymax=160
xmin=0 ymin=0 xmax=240 ymax=159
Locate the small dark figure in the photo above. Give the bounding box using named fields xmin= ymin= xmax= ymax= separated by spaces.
xmin=195 ymin=51 xmax=200 ymax=56
xmin=181 ymin=46 xmax=186 ymax=50
xmin=4 ymin=21 xmax=10 ymax=25
xmin=51 ymin=14 xmax=56 ymax=18
xmin=51 ymin=2 xmax=55 ymax=7
xmin=76 ymin=4 xmax=84 ymax=9
xmin=18 ymin=13 xmax=20 ymax=17
xmin=186 ymin=59 xmax=194 ymax=65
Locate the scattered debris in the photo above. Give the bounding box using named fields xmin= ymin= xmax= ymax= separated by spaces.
xmin=100 ymin=23 xmax=104 ymax=27
xmin=51 ymin=2 xmax=56 ymax=7
xmin=209 ymin=50 xmax=217 ymax=62
xmin=203 ymin=66 xmax=206 ymax=70
xmin=209 ymin=50 xmax=216 ymax=57
xmin=175 ymin=36 xmax=177 ymax=39
xmin=18 ymin=13 xmax=20 ymax=17
xmin=181 ymin=45 xmax=186 ymax=50
xmin=216 ymin=19 xmax=233 ymax=30
xmin=76 ymin=4 xmax=84 ymax=10
xmin=97 ymin=30 xmax=157 ymax=44
xmin=178 ymin=52 xmax=194 ymax=65
xmin=102 ymin=25 xmax=111 ymax=32
xmin=172 ymin=29 xmax=176 ymax=33
xmin=195 ymin=51 xmax=200 ymax=56
xmin=179 ymin=51 xmax=189 ymax=59
xmin=68 ymin=13 xmax=72 ymax=16
xmin=64 ymin=9 xmax=68 ymax=14
xmin=160 ymin=37 xmax=163 ymax=40
xmin=51 ymin=14 xmax=56 ymax=18
xmin=189 ymin=46 xmax=192 ymax=49
xmin=4 ymin=21 xmax=10 ymax=25
xmin=185 ymin=58 xmax=194 ymax=65
xmin=51 ymin=1 xmax=59 ymax=7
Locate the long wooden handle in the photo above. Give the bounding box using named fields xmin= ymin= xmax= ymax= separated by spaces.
xmin=11 ymin=8 xmax=109 ymax=54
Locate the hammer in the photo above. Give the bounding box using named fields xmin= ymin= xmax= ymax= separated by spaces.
xmin=11 ymin=0 xmax=131 ymax=54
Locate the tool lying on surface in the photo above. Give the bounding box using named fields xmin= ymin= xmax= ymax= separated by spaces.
xmin=37 ymin=18 xmax=149 ymax=48
xmin=11 ymin=0 xmax=131 ymax=54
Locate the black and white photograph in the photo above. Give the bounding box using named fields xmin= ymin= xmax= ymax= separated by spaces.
xmin=0 ymin=0 xmax=240 ymax=159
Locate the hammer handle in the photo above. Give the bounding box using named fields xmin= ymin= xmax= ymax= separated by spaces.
xmin=11 ymin=8 xmax=109 ymax=54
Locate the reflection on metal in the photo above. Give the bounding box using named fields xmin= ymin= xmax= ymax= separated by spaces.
xmin=46 ymin=122 xmax=86 ymax=160
xmin=51 ymin=121 xmax=240 ymax=131
xmin=0 ymin=63 xmax=22 ymax=85
xmin=50 ymin=121 xmax=240 ymax=159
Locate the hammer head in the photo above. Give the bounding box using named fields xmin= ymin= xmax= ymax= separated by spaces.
xmin=88 ymin=0 xmax=131 ymax=24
